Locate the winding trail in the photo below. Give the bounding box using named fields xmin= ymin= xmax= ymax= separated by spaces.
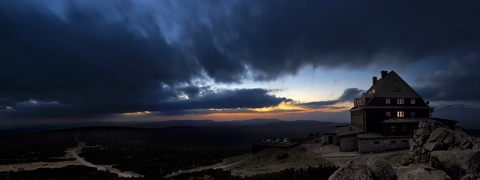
xmin=0 ymin=132 xmax=143 ymax=178
xmin=164 ymin=154 xmax=251 ymax=178
xmin=70 ymin=132 xmax=143 ymax=178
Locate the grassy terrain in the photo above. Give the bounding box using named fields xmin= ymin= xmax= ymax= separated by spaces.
xmin=231 ymin=145 xmax=333 ymax=176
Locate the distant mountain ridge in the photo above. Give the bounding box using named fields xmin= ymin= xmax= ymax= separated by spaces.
xmin=129 ymin=118 xmax=284 ymax=128
xmin=0 ymin=119 xmax=343 ymax=137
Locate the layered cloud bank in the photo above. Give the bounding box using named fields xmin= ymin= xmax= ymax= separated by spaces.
xmin=0 ymin=1 xmax=479 ymax=125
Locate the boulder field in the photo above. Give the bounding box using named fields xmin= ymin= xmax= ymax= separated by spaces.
xmin=329 ymin=120 xmax=480 ymax=180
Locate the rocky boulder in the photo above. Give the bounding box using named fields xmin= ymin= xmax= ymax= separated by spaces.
xmin=423 ymin=127 xmax=452 ymax=151
xmin=430 ymin=150 xmax=480 ymax=180
xmin=408 ymin=120 xmax=474 ymax=164
xmin=329 ymin=156 xmax=396 ymax=180
xmin=396 ymin=164 xmax=451 ymax=180
xmin=461 ymin=174 xmax=480 ymax=180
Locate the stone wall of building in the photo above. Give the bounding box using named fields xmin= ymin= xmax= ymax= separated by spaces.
xmin=320 ymin=133 xmax=339 ymax=145
xmin=339 ymin=135 xmax=358 ymax=152
xmin=358 ymin=137 xmax=410 ymax=153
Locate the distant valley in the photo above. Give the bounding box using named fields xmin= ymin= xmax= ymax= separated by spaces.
xmin=0 ymin=119 xmax=344 ymax=179
xmin=0 ymin=119 xmax=344 ymax=138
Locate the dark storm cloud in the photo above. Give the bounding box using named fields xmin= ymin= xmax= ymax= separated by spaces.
xmin=0 ymin=0 xmax=479 ymax=119
xmin=161 ymin=106 xmax=302 ymax=116
xmin=0 ymin=2 xmax=289 ymax=118
xmin=433 ymin=104 xmax=476 ymax=112
xmin=416 ymin=56 xmax=480 ymax=102
xmin=297 ymin=88 xmax=364 ymax=108
xmin=0 ymin=4 xmax=194 ymax=117
xmin=219 ymin=0 xmax=480 ymax=80
xmin=156 ymin=88 xmax=291 ymax=112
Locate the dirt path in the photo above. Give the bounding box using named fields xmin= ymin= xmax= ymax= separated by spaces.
xmin=164 ymin=154 xmax=251 ymax=178
xmin=305 ymin=143 xmax=408 ymax=167
xmin=0 ymin=131 xmax=143 ymax=178
xmin=68 ymin=132 xmax=143 ymax=178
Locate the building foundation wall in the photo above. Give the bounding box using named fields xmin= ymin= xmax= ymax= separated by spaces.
xmin=358 ymin=137 xmax=410 ymax=153
xmin=339 ymin=136 xmax=358 ymax=152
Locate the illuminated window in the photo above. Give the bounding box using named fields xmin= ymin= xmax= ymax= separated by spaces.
xmin=411 ymin=112 xmax=415 ymax=117
xmin=397 ymin=99 xmax=404 ymax=104
xmin=391 ymin=126 xmax=396 ymax=132
xmin=385 ymin=98 xmax=391 ymax=104
xmin=386 ymin=111 xmax=391 ymax=117
xmin=411 ymin=99 xmax=416 ymax=104
xmin=397 ymin=111 xmax=404 ymax=117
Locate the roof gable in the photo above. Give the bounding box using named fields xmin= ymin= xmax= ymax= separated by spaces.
xmin=364 ymin=71 xmax=422 ymax=99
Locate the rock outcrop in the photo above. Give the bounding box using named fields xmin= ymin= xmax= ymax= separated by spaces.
xmin=460 ymin=174 xmax=480 ymax=180
xmin=396 ymin=164 xmax=451 ymax=180
xmin=329 ymin=156 xmax=396 ymax=180
xmin=430 ymin=150 xmax=480 ymax=180
xmin=408 ymin=120 xmax=474 ymax=163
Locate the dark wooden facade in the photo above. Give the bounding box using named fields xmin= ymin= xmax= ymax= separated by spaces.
xmin=349 ymin=71 xmax=433 ymax=136
xmin=337 ymin=70 xmax=457 ymax=152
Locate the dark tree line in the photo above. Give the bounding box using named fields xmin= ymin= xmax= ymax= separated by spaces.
xmin=0 ymin=130 xmax=77 ymax=164
xmin=80 ymin=145 xmax=249 ymax=179
xmin=77 ymin=129 xmax=250 ymax=179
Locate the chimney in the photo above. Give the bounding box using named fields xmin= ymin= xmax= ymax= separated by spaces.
xmin=381 ymin=70 xmax=388 ymax=79
xmin=372 ymin=76 xmax=378 ymax=85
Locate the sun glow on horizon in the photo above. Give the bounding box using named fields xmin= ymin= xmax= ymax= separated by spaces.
xmin=122 ymin=111 xmax=153 ymax=116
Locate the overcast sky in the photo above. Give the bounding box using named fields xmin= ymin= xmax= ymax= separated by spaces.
xmin=1 ymin=0 xmax=479 ymax=128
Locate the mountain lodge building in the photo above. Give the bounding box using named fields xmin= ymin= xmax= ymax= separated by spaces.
xmin=335 ymin=70 xmax=457 ymax=153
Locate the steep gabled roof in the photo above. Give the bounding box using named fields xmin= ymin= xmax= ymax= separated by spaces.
xmin=364 ymin=71 xmax=422 ymax=99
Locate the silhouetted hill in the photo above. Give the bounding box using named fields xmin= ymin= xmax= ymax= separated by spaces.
xmin=0 ymin=119 xmax=340 ymax=137
xmin=128 ymin=118 xmax=283 ymax=128
xmin=0 ymin=119 xmax=343 ymax=151
xmin=233 ymin=120 xmax=341 ymax=138
xmin=219 ymin=118 xmax=283 ymax=126
xmin=128 ymin=120 xmax=217 ymax=128
xmin=72 ymin=126 xmax=255 ymax=149
xmin=152 ymin=126 xmax=256 ymax=149
xmin=129 ymin=119 xmax=340 ymax=138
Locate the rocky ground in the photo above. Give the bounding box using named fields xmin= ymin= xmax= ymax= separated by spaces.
xmin=168 ymin=141 xmax=404 ymax=178
xmin=229 ymin=145 xmax=332 ymax=177
xmin=165 ymin=119 xmax=480 ymax=179
xmin=190 ymin=119 xmax=480 ymax=180
xmin=328 ymin=120 xmax=480 ymax=180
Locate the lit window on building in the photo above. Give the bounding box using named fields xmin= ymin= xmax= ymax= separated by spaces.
xmin=386 ymin=111 xmax=391 ymax=117
xmin=411 ymin=112 xmax=415 ymax=117
xmin=397 ymin=99 xmax=404 ymax=104
xmin=385 ymin=98 xmax=391 ymax=104
xmin=391 ymin=126 xmax=396 ymax=132
xmin=397 ymin=111 xmax=404 ymax=117
xmin=411 ymin=99 xmax=415 ymax=104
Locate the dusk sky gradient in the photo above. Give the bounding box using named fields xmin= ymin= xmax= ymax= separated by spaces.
xmin=1 ymin=0 xmax=479 ymax=128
